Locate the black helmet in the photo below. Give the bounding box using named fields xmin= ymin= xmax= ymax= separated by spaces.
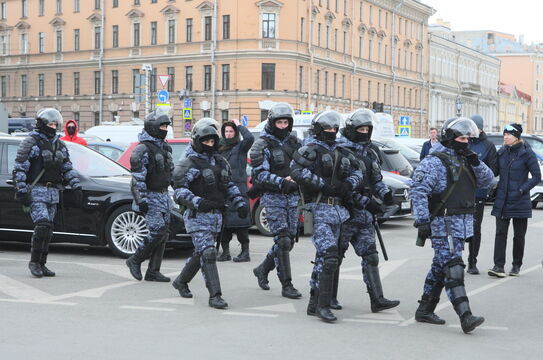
xmin=342 ymin=108 xmax=375 ymax=144
xmin=144 ymin=111 xmax=171 ymax=140
xmin=440 ymin=117 xmax=479 ymax=147
xmin=192 ymin=118 xmax=220 ymax=153
xmin=310 ymin=110 xmax=341 ymax=144
xmin=36 ymin=108 xmax=63 ymax=138
xmin=265 ymin=102 xmax=294 ymax=139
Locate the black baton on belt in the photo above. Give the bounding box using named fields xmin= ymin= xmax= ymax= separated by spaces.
xmin=373 ymin=220 xmax=388 ymax=261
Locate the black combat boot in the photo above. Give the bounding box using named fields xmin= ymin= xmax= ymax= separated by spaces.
xmin=445 ymin=258 xmax=485 ymax=334
xmin=145 ymin=241 xmax=170 ymax=282
xmin=330 ymin=269 xmax=342 ymax=310
xmin=316 ymin=263 xmax=337 ymax=322
xmin=126 ymin=247 xmax=150 ymax=281
xmin=217 ymin=243 xmax=231 ymax=262
xmin=253 ymin=254 xmax=275 ymax=290
xmin=363 ymin=254 xmax=400 ymax=313
xmin=275 ymin=246 xmax=302 ymax=299
xmin=307 ymin=288 xmax=318 ymax=316
xmin=39 ymin=227 xmax=55 ymax=277
xmin=172 ymin=253 xmax=201 ymax=298
xmin=233 ymin=243 xmax=250 ymax=263
xmin=29 ymin=223 xmax=50 ymax=278
xmin=202 ymin=248 xmax=228 ymax=309
xmin=415 ymin=294 xmax=446 ymax=325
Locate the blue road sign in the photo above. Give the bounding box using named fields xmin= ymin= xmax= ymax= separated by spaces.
xmin=158 ymin=90 xmax=169 ymax=103
xmin=241 ymin=115 xmax=248 ymax=127
xmin=183 ymin=98 xmax=192 ymax=108
xmin=398 ymin=126 xmax=411 ymax=137
xmin=400 ymin=115 xmax=410 ymax=126
xmin=183 ymin=108 xmax=193 ymax=120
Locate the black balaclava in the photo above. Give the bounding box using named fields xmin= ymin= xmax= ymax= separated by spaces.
xmin=319 ymin=130 xmax=337 ymax=145
xmin=67 ymin=126 xmax=76 ymax=136
xmin=199 ymin=135 xmax=218 ymax=154
xmin=449 ymin=140 xmax=469 ymax=154
xmin=39 ymin=122 xmax=57 ymax=139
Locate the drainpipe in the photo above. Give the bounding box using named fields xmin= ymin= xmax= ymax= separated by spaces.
xmin=211 ymin=0 xmax=218 ymax=118
xmin=98 ymin=0 xmax=105 ymax=124
xmin=308 ymin=0 xmax=315 ymax=111
xmin=390 ymin=0 xmax=405 ymax=116
xmin=350 ymin=0 xmax=356 ymax=111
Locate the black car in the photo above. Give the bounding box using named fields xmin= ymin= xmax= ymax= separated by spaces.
xmin=0 ymin=136 xmax=190 ymax=258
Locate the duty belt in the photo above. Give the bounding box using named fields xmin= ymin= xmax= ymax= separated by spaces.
xmin=149 ymin=188 xmax=169 ymax=193
xmin=323 ymin=196 xmax=342 ymax=206
xmin=37 ymin=182 xmax=57 ymax=188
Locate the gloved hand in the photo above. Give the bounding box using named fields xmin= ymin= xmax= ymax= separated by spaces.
xmin=365 ymin=199 xmax=383 ymax=215
xmin=281 ymin=180 xmax=299 ymax=194
xmin=138 ymin=202 xmax=149 ymax=215
xmin=383 ymin=191 xmax=394 ymax=206
xmin=416 ymin=222 xmax=432 ymax=239
xmin=73 ymin=188 xmax=84 ymax=206
xmin=237 ymin=206 xmax=249 ymax=219
xmin=462 ymin=149 xmax=480 ymax=167
xmin=321 ymin=184 xmax=337 ymax=196
xmin=336 ymin=182 xmax=353 ymax=196
xmin=198 ymin=199 xmax=221 ymax=212
xmin=15 ymin=192 xmax=32 ymax=207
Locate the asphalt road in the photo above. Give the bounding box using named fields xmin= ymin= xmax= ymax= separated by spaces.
xmin=1 ymin=207 xmax=543 ymax=360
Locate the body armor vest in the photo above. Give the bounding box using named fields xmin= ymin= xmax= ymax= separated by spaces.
xmin=429 ymin=151 xmax=477 ymax=216
xmin=142 ymin=141 xmax=173 ymax=191
xmin=264 ymin=136 xmax=300 ymax=178
xmin=188 ymin=155 xmax=230 ymax=204
xmin=28 ymin=135 xmax=65 ymax=184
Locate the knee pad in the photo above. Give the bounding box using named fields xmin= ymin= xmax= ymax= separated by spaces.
xmin=444 ymin=257 xmax=465 ymax=288
xmin=202 ymin=246 xmax=217 ymax=263
xmin=363 ymin=252 xmax=379 ymax=266
xmin=34 ymin=222 xmax=52 ymax=238
xmin=277 ymin=236 xmax=292 ymax=251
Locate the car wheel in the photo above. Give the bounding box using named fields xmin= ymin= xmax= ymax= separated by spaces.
xmin=254 ymin=204 xmax=273 ymax=237
xmin=532 ymin=201 xmax=538 ymax=209
xmin=105 ymin=205 xmax=149 ymax=258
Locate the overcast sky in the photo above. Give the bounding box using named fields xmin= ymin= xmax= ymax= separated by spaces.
xmin=422 ymin=0 xmax=543 ymax=44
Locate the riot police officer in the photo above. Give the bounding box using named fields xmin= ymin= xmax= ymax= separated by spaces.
xmin=126 ymin=111 xmax=174 ymax=282
xmin=336 ymin=109 xmax=400 ymax=313
xmin=172 ymin=118 xmax=248 ymax=309
xmin=250 ymin=103 xmax=303 ymax=299
xmin=290 ymin=110 xmax=362 ymax=322
xmin=410 ymin=117 xmax=494 ymax=334
xmin=13 ymin=108 xmax=82 ymax=277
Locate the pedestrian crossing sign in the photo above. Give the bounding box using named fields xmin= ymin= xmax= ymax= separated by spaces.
xmin=398 ymin=125 xmax=411 ymax=137
xmin=183 ymin=108 xmax=192 ymax=120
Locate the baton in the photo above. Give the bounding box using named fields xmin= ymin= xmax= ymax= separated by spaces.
xmin=373 ymin=220 xmax=389 ymax=261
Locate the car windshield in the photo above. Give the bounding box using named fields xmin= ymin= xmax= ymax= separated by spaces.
xmin=65 ymin=142 xmax=130 ymax=177
xmin=171 ymin=142 xmax=189 ymax=162
xmin=523 ymin=138 xmax=543 ymax=157
xmin=377 ymin=138 xmax=420 ymax=160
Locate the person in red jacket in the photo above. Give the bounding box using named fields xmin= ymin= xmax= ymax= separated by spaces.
xmin=60 ymin=120 xmax=88 ymax=146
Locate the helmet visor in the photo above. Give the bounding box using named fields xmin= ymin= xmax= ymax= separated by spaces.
xmin=447 ymin=118 xmax=480 ymax=138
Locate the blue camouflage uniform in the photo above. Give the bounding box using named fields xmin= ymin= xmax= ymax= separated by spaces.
xmin=410 ymin=143 xmax=494 ymax=302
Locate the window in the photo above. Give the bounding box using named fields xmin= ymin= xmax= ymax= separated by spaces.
xmin=150 ymin=67 xmax=157 ymax=93
xmin=260 ymin=110 xmax=268 ymax=122
xmin=262 ymin=13 xmax=276 ymax=38
xmin=300 ymin=17 xmax=305 ymax=41
xmin=94 ymin=0 xmax=100 ymax=10
xmin=223 ymin=15 xmax=230 ymax=40
xmin=20 ymin=33 xmax=28 ymax=54
xmin=74 ymin=29 xmax=80 ymax=51
xmin=317 ymin=23 xmax=321 ymax=47
xmin=222 ymin=64 xmax=230 ymax=90
xmin=22 ymin=0 xmax=27 ymax=17
xmin=73 ymin=72 xmax=79 ymax=95
xmin=186 ymin=19 xmax=192 ymax=42
xmin=334 ymin=28 xmax=338 ymax=51
xmin=342 ymin=74 xmax=345 ymax=98
xmin=56 ymin=0 xmax=62 ymax=15
xmin=94 ymin=71 xmax=101 ymax=95
xmin=185 ymin=66 xmax=193 ymax=91
xmin=56 ymin=73 xmax=62 ymax=96
xmin=94 ymin=26 xmax=101 ymax=49
xmin=134 ymin=0 xmax=140 ymax=5
xmin=132 ymin=69 xmax=139 ymax=93
xmin=262 ymin=63 xmax=275 ymax=90
xmin=112 ymin=25 xmax=118 ymax=48
xmin=358 ymin=78 xmax=361 ymax=100
xmin=379 ymin=9 xmax=382 ymax=27
xmin=151 ymin=22 xmax=157 ymax=45
xmin=368 ymin=80 xmax=371 ymax=101
xmin=151 ymin=0 xmax=157 ymax=3
xmin=377 ymin=82 xmax=380 ymax=102
xmin=204 ymin=16 xmax=212 ymax=41
xmin=368 ymin=38 xmax=372 ymax=61
xmin=383 ymin=84 xmax=387 ymax=104
xmin=333 ymin=73 xmax=337 ymax=97
xmin=299 ymin=66 xmax=303 ymax=91
xmin=343 ymin=31 xmax=347 ymax=53
xmin=112 ymin=0 xmax=118 ymax=8
xmin=94 ymin=112 xmax=100 ymax=126
xmin=315 ymin=69 xmax=320 ymax=94
xmin=39 ymin=0 xmax=44 ymax=16
xmin=74 ymin=0 xmax=80 ymax=12
xmin=204 ymin=65 xmax=211 ymax=91
xmin=0 ymin=75 xmax=7 ymax=97
xmin=21 ymin=74 xmax=27 ymax=97
xmin=39 ymin=32 xmax=45 ymax=53
xmin=343 ymin=0 xmax=347 ymax=15
xmin=133 ymin=23 xmax=140 ymax=47
xmin=0 ymin=34 xmax=7 ymax=55
xmin=358 ymin=36 xmax=362 ymax=58
xmin=369 ymin=5 xmax=372 ymax=24
xmin=1 ymin=2 xmax=6 ymax=19
xmin=167 ymin=66 xmax=175 ymax=92
xmin=324 ymin=71 xmax=328 ymax=95
xmin=56 ymin=30 xmax=62 ymax=52
xmin=326 ymin=25 xmax=330 ymax=48
xmin=222 ymin=110 xmax=229 ymax=122
xmin=168 ymin=19 xmax=175 ymax=44
xmin=203 ymin=110 xmax=211 ymax=118
xmin=111 ymin=70 xmax=118 ymax=94
xmin=377 ymin=41 xmax=381 ymax=63
xmin=38 ymin=74 xmax=45 ymax=96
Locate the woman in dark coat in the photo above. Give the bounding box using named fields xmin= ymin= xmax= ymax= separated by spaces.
xmin=489 ymin=124 xmax=541 ymax=278
xmin=217 ymin=119 xmax=255 ymax=262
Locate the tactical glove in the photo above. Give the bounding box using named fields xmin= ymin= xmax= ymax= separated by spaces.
xmin=15 ymin=192 xmax=32 ymax=207
xmin=281 ymin=180 xmax=299 ymax=194
xmin=138 ymin=202 xmax=149 ymax=215
xmin=365 ymin=199 xmax=383 ymax=215
xmin=237 ymin=206 xmax=249 ymax=219
xmin=383 ymin=191 xmax=394 ymax=206
xmin=198 ymin=199 xmax=220 ymax=213
xmin=463 ymin=149 xmax=480 ymax=167
xmin=416 ymin=222 xmax=432 ymax=239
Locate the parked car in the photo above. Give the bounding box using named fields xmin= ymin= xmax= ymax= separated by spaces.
xmin=0 ymin=135 xmax=191 ymax=258
xmin=117 ymin=138 xmax=191 ymax=168
xmin=374 ymin=137 xmax=420 ymax=170
xmin=393 ymin=137 xmax=427 ymax=154
xmin=85 ymin=124 xmax=175 ymax=143
xmin=8 ymin=118 xmax=35 ymax=134
xmin=486 ymin=132 xmax=543 ymax=160
xmin=87 ymin=142 xmax=129 ymax=161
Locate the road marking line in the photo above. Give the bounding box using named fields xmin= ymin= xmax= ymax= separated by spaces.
xmin=0 ymin=274 xmax=54 ymax=301
xmin=120 ymin=305 xmax=175 ymax=312
xmin=343 ymin=318 xmax=400 ymax=324
xmin=47 ymin=281 xmax=135 ymax=301
xmin=448 ymin=324 xmax=509 ymax=331
xmin=223 ymin=312 xmax=278 ymax=318
xmin=79 ymin=263 xmax=135 ymax=280
xmin=0 ymin=298 xmax=76 ymax=306
xmin=398 ymin=263 xmax=542 ymax=327
xmin=298 ymin=259 xmax=408 ymax=279
xmin=248 ymin=303 xmax=297 ymax=313
xmin=149 ymin=297 xmax=195 ymax=305
xmin=354 ymin=309 xmax=405 ymax=321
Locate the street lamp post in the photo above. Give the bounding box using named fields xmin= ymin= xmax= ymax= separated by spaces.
xmin=455 ymin=97 xmax=463 ymax=118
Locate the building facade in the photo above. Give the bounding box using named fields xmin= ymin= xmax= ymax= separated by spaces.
xmin=428 ymin=24 xmax=500 ymax=131
xmin=498 ymin=82 xmax=531 ymax=131
xmin=0 ymin=0 xmax=434 ymax=135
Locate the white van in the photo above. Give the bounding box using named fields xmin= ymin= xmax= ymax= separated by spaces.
xmin=84 ymin=124 xmax=175 ymax=143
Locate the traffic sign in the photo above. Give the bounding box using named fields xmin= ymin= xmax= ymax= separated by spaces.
xmin=241 ymin=115 xmax=248 ymax=127
xmin=399 ymin=115 xmax=410 ymax=126
xmin=183 ymin=98 xmax=192 ymax=108
xmin=158 ymin=75 xmax=170 ymax=89
xmin=157 ymin=90 xmax=169 ymax=103
xmin=183 ymin=108 xmax=193 ymax=120
xmin=301 ymin=111 xmax=313 ymax=115
xmin=398 ymin=125 xmax=411 ymax=137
